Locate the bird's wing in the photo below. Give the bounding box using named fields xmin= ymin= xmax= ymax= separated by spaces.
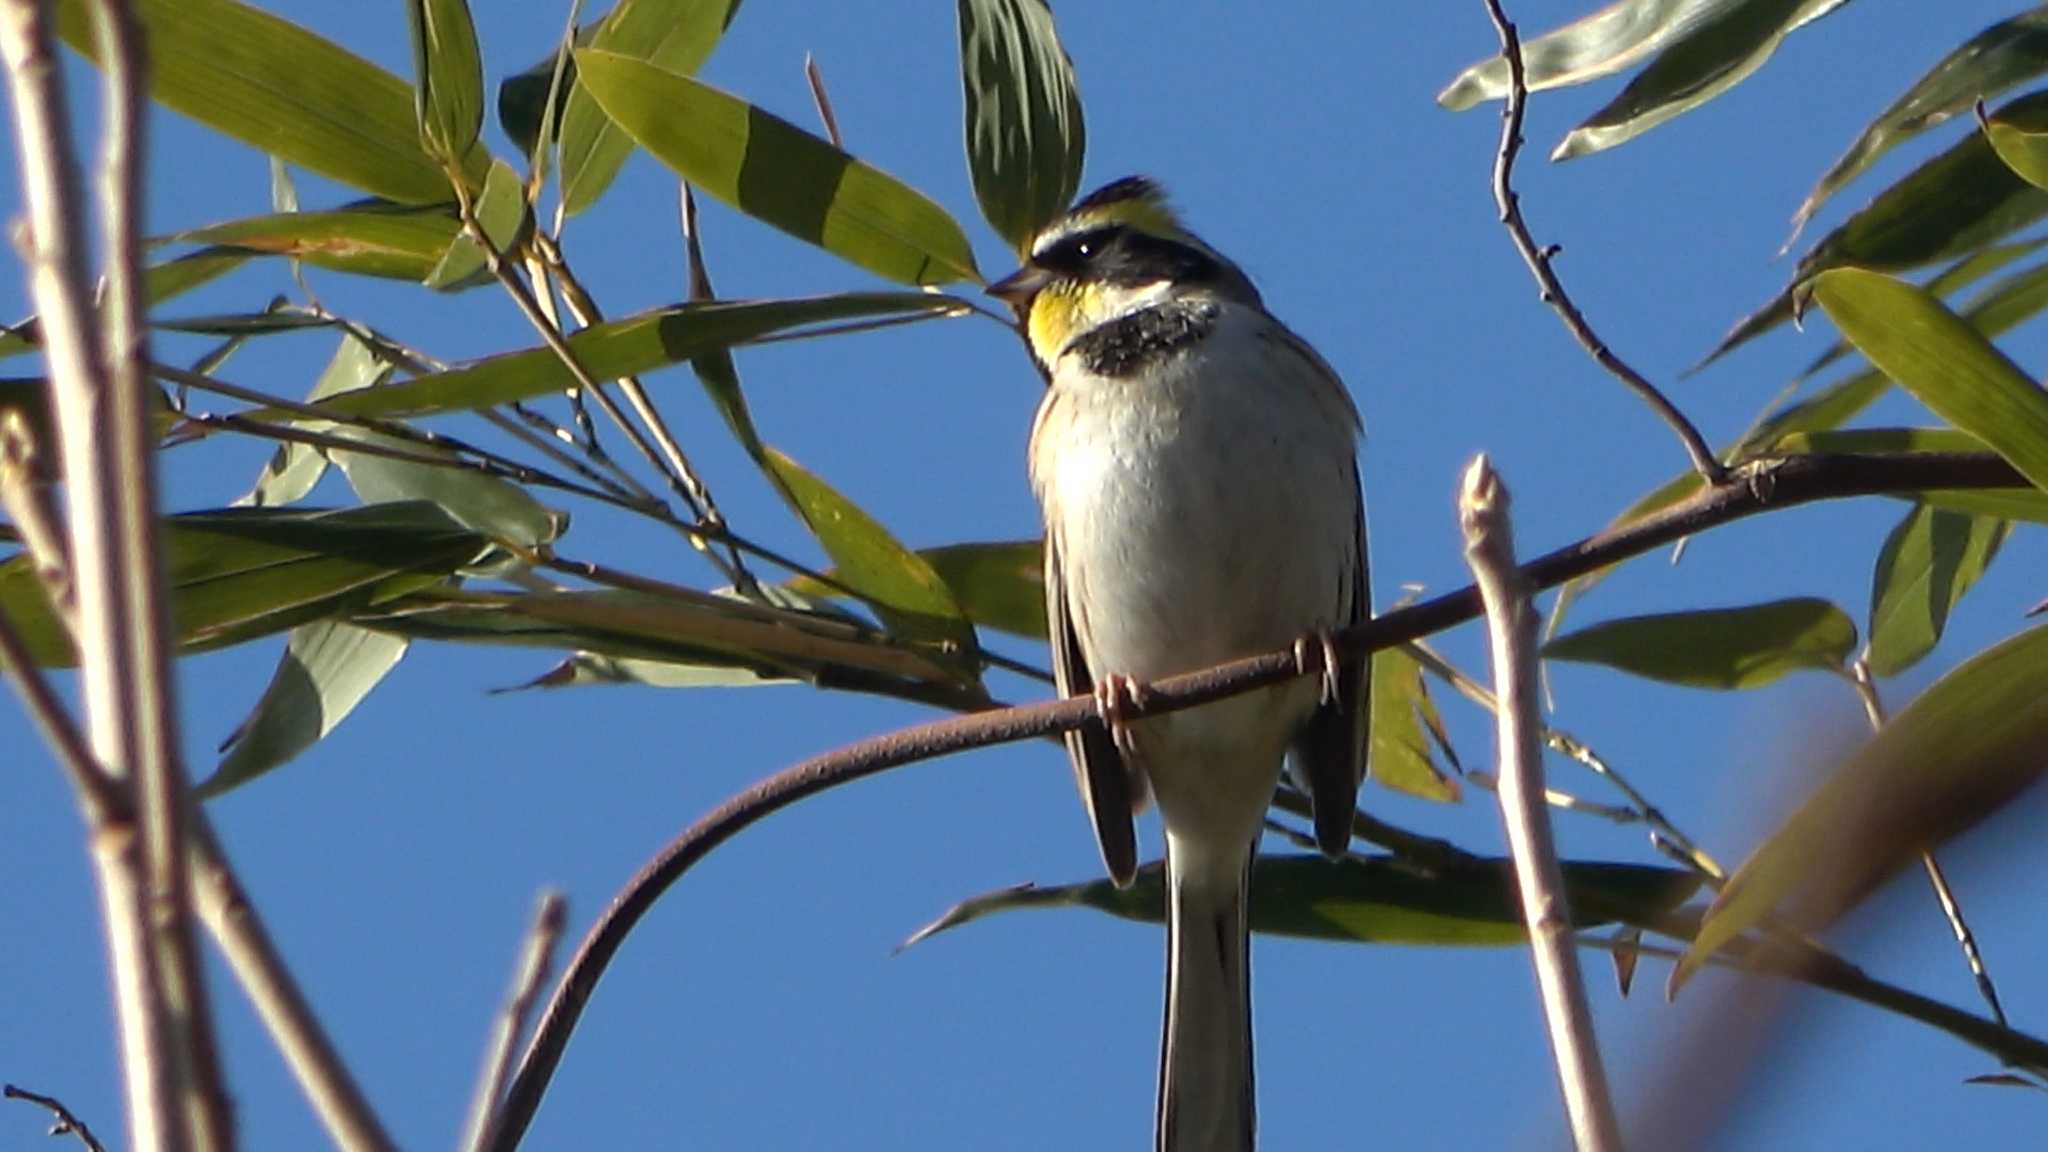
xmin=1292 ymin=456 xmax=1370 ymax=858
xmin=1047 ymin=532 xmax=1139 ymax=887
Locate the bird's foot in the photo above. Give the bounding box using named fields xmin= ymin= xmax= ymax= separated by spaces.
xmin=1093 ymin=673 xmax=1148 ymax=759
xmin=1293 ymin=629 xmax=1346 ymax=707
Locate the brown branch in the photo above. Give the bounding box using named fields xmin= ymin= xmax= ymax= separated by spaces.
xmin=462 ymin=892 xmax=567 ymax=1152
xmin=1479 ymin=0 xmax=1725 ymax=483
xmin=4 ymin=1084 xmax=107 ymax=1152
xmin=482 ymin=446 xmax=2028 ymax=1149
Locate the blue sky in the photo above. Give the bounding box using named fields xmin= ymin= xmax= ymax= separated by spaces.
xmin=5 ymin=1 xmax=2048 ymax=1149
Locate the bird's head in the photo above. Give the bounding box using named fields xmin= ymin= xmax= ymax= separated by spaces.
xmin=988 ymin=176 xmax=1259 ymax=367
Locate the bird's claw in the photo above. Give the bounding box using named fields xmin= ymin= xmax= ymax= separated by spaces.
xmin=1294 ymin=630 xmax=1345 ymax=707
xmin=1094 ymin=673 xmax=1147 ymax=759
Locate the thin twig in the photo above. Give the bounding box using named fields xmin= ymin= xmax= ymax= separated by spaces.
xmin=485 ymin=449 xmax=2033 ymax=1149
xmin=1460 ymin=456 xmax=1620 ymax=1151
xmin=463 ymin=892 xmax=567 ymax=1152
xmin=1478 ymin=0 xmax=1725 ymax=483
xmin=1410 ymin=639 xmax=1729 ymax=885
xmin=1846 ymin=659 xmax=2007 ymax=1028
xmin=537 ymin=230 xmax=757 ymax=593
xmin=4 ymin=1084 xmax=107 ymax=1152
xmin=186 ymin=822 xmax=397 ymax=1152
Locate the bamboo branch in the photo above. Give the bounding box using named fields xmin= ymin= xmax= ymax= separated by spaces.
xmin=1460 ymin=456 xmax=1620 ymax=1151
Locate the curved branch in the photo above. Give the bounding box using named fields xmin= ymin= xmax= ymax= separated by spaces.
xmin=485 ymin=448 xmax=2029 ymax=1150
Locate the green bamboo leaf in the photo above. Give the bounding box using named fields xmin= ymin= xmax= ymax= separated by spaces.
xmin=1370 ymin=646 xmax=1461 ymax=803
xmin=1554 ymin=0 xmax=1847 ymax=160
xmin=904 ymin=855 xmax=1702 ymax=951
xmin=1865 ymin=503 xmax=2007 ymax=678
xmin=558 ymin=0 xmax=743 ymax=216
xmin=1790 ymin=10 xmax=2048 ymax=243
xmin=1812 ymin=267 xmax=2048 ymax=493
xmin=169 ymin=203 xmax=465 ymax=283
xmin=1702 ymin=89 xmax=2048 ymax=369
xmin=407 ymin=0 xmax=485 ymax=166
xmin=0 ymin=248 xmax=255 ymax=362
xmin=1675 ymin=622 xmax=2048 ymax=992
xmin=506 ymin=650 xmax=794 ymax=691
xmin=237 ymin=333 xmax=395 ymax=508
xmin=764 ymin=449 xmax=978 ymax=658
xmin=203 ymin=620 xmax=409 ymax=797
xmin=425 ymin=160 xmax=531 ymax=290
xmin=957 ymin=0 xmax=1085 ymax=251
xmin=1985 ymin=103 xmax=2048 ymax=191
xmin=497 ymin=26 xmax=591 ymax=163
xmin=1772 ymin=425 xmax=2048 ymax=523
xmin=574 ymin=49 xmax=981 ymax=285
xmin=328 ymin=429 xmax=567 ymax=551
xmin=0 ymin=503 xmax=490 ymax=665
xmin=370 ymin=586 xmax=957 ymax=687
xmin=270 ymin=293 xmax=964 ymax=422
xmin=1791 ymin=239 xmax=2048 ymax=383
xmin=1544 ymin=598 xmax=1857 ymax=689
xmin=1441 ymin=0 xmax=1749 ymax=110
xmin=789 ymin=538 xmax=1047 ymax=640
xmin=55 ymin=0 xmax=481 ymax=204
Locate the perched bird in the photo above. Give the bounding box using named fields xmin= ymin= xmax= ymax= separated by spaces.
xmin=988 ymin=176 xmax=1370 ymax=1152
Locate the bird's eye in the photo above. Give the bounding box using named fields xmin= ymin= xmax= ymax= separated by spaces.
xmin=1074 ymin=239 xmax=1096 ymax=259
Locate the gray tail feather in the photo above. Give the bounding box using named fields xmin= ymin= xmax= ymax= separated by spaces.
xmin=1157 ymin=846 xmax=1255 ymax=1152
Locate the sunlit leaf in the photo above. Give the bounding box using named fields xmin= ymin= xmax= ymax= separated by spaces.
xmin=1813 ymin=267 xmax=2048 ymax=493
xmin=168 ymin=203 xmax=465 ymax=283
xmin=1370 ymin=646 xmax=1460 ymax=803
xmin=957 ymin=0 xmax=1085 ymax=250
xmin=425 ymin=159 xmax=531 ymax=290
xmin=55 ymin=0 xmax=482 ymax=204
xmin=790 ymin=538 xmax=1046 ymax=640
xmin=1545 ymin=598 xmax=1856 ymax=689
xmin=504 ymin=650 xmax=794 ymax=691
xmin=407 ymin=0 xmax=484 ymax=167
xmin=264 ymin=293 xmax=964 ymax=422
xmin=203 ymin=620 xmax=409 ymax=797
xmin=1675 ymin=622 xmax=2048 ymax=992
xmin=1791 ymin=10 xmax=2048 ymax=242
xmin=574 ymin=49 xmax=980 ymax=285
xmin=904 ymin=854 xmax=1702 ymax=951
xmin=1703 ymin=89 xmax=2048 ymax=368
xmin=764 ymin=449 xmax=978 ymax=658
xmin=1865 ymin=504 xmax=2008 ymax=678
xmin=1442 ymin=0 xmax=1752 ymax=110
xmin=1791 ymin=238 xmax=2048 ymax=383
xmin=557 ymin=0 xmax=743 ymax=216
xmin=328 ymin=429 xmax=568 ymax=551
xmin=1554 ymin=0 xmax=1847 ymax=161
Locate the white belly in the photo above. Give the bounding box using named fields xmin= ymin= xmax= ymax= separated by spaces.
xmin=1033 ymin=305 xmax=1362 ymax=842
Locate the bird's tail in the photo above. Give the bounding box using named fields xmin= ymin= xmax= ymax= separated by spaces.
xmin=1157 ymin=842 xmax=1255 ymax=1152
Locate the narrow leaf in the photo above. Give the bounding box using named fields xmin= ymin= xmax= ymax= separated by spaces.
xmin=268 ymin=293 xmax=964 ymax=422
xmin=905 ymin=854 xmax=1702 ymax=951
xmin=1791 ymin=10 xmax=2048 ymax=241
xmin=1441 ymin=0 xmax=1748 ymax=110
xmin=764 ymin=449 xmax=978 ymax=657
xmin=203 ymin=621 xmax=409 ymax=797
xmin=236 ymin=332 xmax=395 ymax=508
xmin=407 ymin=0 xmax=485 ymax=166
xmin=55 ymin=0 xmax=482 ymax=204
xmin=1865 ymin=504 xmax=2008 ymax=678
xmin=957 ymin=0 xmax=1085 ymax=251
xmin=1370 ymin=646 xmax=1461 ymax=803
xmin=1676 ymin=622 xmax=2048 ymax=991
xmin=1554 ymin=0 xmax=1848 ymax=161
xmin=1544 ymin=598 xmax=1857 ymax=689
xmin=574 ymin=49 xmax=980 ymax=285
xmin=558 ymin=0 xmax=743 ymax=216
xmin=169 ymin=202 xmax=465 ymax=283
xmin=1812 ymin=267 xmax=2048 ymax=493
xmin=789 ymin=538 xmax=1047 ymax=640
xmin=425 ymin=159 xmax=531 ymax=290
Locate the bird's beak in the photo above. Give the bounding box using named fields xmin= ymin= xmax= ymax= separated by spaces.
xmin=986 ymin=265 xmax=1050 ymax=308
